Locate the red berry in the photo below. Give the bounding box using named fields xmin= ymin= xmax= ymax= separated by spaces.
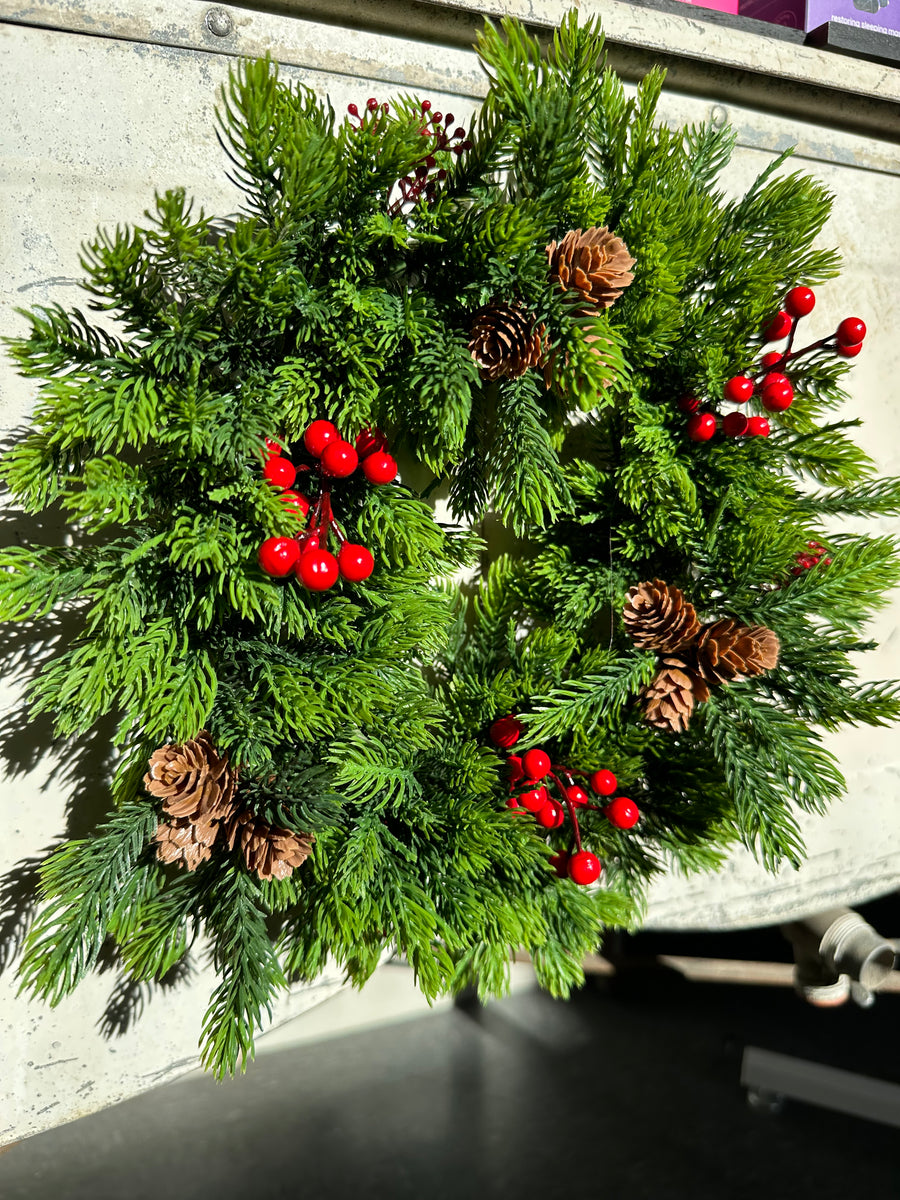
xmin=764 ymin=310 xmax=793 ymax=341
xmin=746 ymin=416 xmax=771 ymax=437
xmin=568 ymin=851 xmax=602 ymax=886
xmin=362 ymin=451 xmax=398 ymax=485
xmin=590 ymin=769 xmax=617 ymax=796
xmin=303 ymin=420 xmax=339 ymax=458
xmin=536 ymin=799 xmax=565 ymax=829
xmin=722 ymin=411 xmax=749 ymax=438
xmin=505 ymin=795 xmax=522 ymax=811
xmin=549 ymin=851 xmax=571 ymax=878
xmin=355 ymin=427 xmax=388 ymax=458
xmin=295 ymin=548 xmax=339 ymax=591
xmin=348 ymin=103 xmax=359 ymax=117
xmin=836 ymin=317 xmax=866 ymax=347
xmin=724 ymin=375 xmax=754 ymax=404
xmin=421 ymin=99 xmax=431 ymax=112
xmin=677 ymin=394 xmax=700 ymax=414
xmin=522 ymin=748 xmax=551 ymax=780
xmin=604 ymin=797 xmax=640 ymax=830
xmin=264 ymin=437 xmax=282 ymax=459
xmin=489 ymin=715 xmax=524 ymax=749
xmin=507 ymin=755 xmax=524 ymax=785
xmin=837 ymin=342 xmax=863 ymax=358
xmin=338 ymin=542 xmax=374 ymax=582
xmin=280 ymin=490 xmax=310 ymax=519
xmin=321 ymin=439 xmax=359 ymax=478
xmin=258 ymin=536 xmax=300 ymax=578
xmin=518 ymin=786 xmax=548 ymax=813
xmin=686 ymin=412 xmax=717 ymax=442
xmin=785 ymin=287 xmax=816 ymax=318
xmin=366 ymin=97 xmax=378 ymax=111
xmin=565 ymin=785 xmax=590 ymax=807
xmin=762 ymin=372 xmax=790 ymax=390
xmin=762 ymin=380 xmax=794 ymax=412
xmin=761 ymin=351 xmax=783 ymax=369
xmin=263 ymin=457 xmax=297 ymax=490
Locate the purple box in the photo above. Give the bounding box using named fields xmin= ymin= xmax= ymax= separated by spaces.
xmin=806 ymin=0 xmax=898 ymax=30
xmin=740 ymin=0 xmax=899 ymax=31
xmin=739 ymin=0 xmax=804 ymax=25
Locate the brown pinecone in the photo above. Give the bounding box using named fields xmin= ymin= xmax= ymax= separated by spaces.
xmin=144 ymin=732 xmax=237 ymax=824
xmin=153 ymin=817 xmax=215 ymax=872
xmin=623 ymin=580 xmax=701 ymax=653
xmin=226 ymin=810 xmax=315 ymax=882
xmin=468 ymin=303 xmax=545 ymax=380
xmin=641 ymin=656 xmax=708 ymax=734
xmin=693 ymin=619 xmax=780 ymax=685
xmin=546 ymin=227 xmax=636 ymax=309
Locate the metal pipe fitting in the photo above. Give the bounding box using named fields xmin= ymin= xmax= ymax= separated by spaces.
xmin=782 ymin=907 xmax=896 ymax=1006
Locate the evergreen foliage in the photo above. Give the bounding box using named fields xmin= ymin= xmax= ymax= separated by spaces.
xmin=2 ymin=14 xmax=898 ymax=1074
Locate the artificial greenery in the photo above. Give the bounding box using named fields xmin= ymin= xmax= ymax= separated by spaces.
xmin=3 ymin=13 xmax=899 ymax=1075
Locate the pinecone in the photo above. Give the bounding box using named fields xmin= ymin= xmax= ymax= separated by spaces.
xmin=153 ymin=817 xmax=215 ymax=872
xmin=623 ymin=580 xmax=701 ymax=653
xmin=144 ymin=732 xmax=237 ymax=824
xmin=226 ymin=810 xmax=315 ymax=881
xmin=693 ymin=619 xmax=780 ymax=685
xmin=468 ymin=303 xmax=545 ymax=380
xmin=546 ymin=227 xmax=636 ymax=309
xmin=641 ymin=656 xmax=708 ymax=734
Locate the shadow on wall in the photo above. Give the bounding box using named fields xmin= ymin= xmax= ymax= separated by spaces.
xmin=0 ymin=451 xmax=196 ymax=1036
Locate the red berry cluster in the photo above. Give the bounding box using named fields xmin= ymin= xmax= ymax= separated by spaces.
xmin=489 ymin=715 xmax=640 ymax=888
xmin=789 ymin=540 xmax=832 ymax=577
xmin=257 ymin=422 xmax=398 ymax=591
xmin=682 ymin=286 xmax=867 ymax=443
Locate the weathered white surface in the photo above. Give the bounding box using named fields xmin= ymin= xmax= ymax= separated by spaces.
xmin=0 ymin=0 xmax=898 ymax=1146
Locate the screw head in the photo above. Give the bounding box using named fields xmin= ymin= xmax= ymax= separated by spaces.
xmin=205 ymin=8 xmax=234 ymax=37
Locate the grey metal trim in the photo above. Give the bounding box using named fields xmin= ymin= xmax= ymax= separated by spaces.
xmin=0 ymin=0 xmax=898 ymax=141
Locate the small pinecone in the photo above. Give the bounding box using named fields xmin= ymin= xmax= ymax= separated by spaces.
xmin=153 ymin=817 xmax=215 ymax=872
xmin=694 ymin=619 xmax=780 ymax=685
xmin=641 ymin=657 xmax=708 ymax=734
xmin=623 ymin=580 xmax=701 ymax=653
xmin=546 ymin=227 xmax=636 ymax=309
xmin=226 ymin=810 xmax=315 ymax=881
xmin=468 ymin=303 xmax=545 ymax=380
xmin=144 ymin=732 xmax=237 ymax=824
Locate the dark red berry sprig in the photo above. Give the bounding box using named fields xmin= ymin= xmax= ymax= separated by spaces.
xmin=257 ymin=423 xmax=398 ymax=591
xmin=789 ymin=540 xmax=832 ymax=578
xmin=391 ymin=100 xmax=472 ymax=216
xmin=488 ymin=718 xmax=641 ymax=886
xmin=681 ymin=286 xmax=867 ymax=445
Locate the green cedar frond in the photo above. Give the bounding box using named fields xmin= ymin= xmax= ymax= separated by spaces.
xmin=18 ymin=803 xmax=159 ymax=1005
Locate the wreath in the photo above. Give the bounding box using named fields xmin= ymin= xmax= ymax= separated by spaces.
xmin=3 ymin=14 xmax=898 ymax=1075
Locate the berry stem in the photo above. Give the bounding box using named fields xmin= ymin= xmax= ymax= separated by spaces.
xmin=323 ymin=494 xmax=348 ymax=546
xmin=549 ymin=770 xmax=583 ymax=852
xmin=754 ymin=334 xmax=836 ymax=379
xmin=783 ymin=314 xmax=799 ymax=362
